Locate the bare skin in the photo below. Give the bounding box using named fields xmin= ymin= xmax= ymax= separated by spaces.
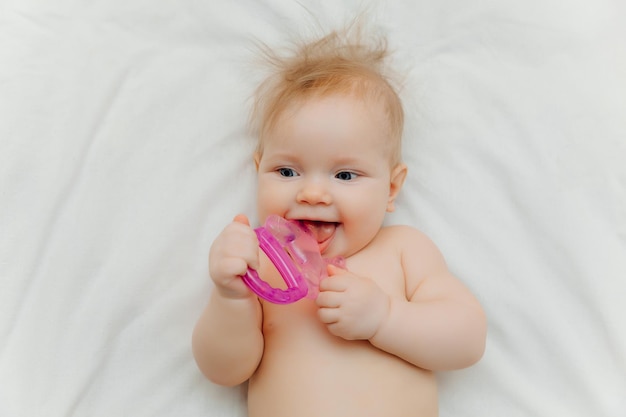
xmin=193 ymin=221 xmax=485 ymax=417
xmin=248 ymin=226 xmax=442 ymax=417
xmin=192 ymin=94 xmax=487 ymax=417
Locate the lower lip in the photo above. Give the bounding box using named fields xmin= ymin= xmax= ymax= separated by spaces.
xmin=316 ymin=231 xmax=335 ymax=254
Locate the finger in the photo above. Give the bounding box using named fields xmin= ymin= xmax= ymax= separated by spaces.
xmin=319 ymin=274 xmax=348 ymax=292
xmin=228 ymin=217 xmax=259 ymax=269
xmin=233 ymin=214 xmax=250 ymax=226
xmin=325 ymin=322 xmax=346 ymax=339
xmin=317 ymin=307 xmax=339 ymax=324
xmin=220 ymin=257 xmax=251 ymax=278
xmin=240 ymin=237 xmax=260 ymax=270
xmin=326 ymin=264 xmax=347 ymax=277
xmin=315 ymin=291 xmax=341 ymax=308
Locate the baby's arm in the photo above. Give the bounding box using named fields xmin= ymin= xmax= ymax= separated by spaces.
xmin=192 ymin=215 xmax=264 ymax=386
xmin=369 ymin=227 xmax=487 ymax=371
xmin=316 ymin=226 xmax=486 ymax=371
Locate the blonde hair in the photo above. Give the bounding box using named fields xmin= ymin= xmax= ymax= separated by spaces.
xmin=250 ymin=22 xmax=404 ymax=165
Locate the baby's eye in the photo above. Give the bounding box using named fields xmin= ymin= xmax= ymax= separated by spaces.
xmin=277 ymin=167 xmax=298 ymax=177
xmin=335 ymin=171 xmax=357 ymax=181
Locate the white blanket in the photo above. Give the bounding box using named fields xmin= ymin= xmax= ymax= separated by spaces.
xmin=1 ymin=1 xmax=624 ymax=416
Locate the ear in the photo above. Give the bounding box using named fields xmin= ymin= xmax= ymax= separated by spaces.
xmin=253 ymin=152 xmax=261 ymax=171
xmin=386 ymin=163 xmax=407 ymax=212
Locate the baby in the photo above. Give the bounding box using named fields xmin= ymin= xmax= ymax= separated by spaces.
xmin=192 ymin=24 xmax=487 ymax=417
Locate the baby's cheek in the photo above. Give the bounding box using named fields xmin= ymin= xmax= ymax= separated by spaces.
xmin=257 ymin=186 xmax=288 ymax=217
xmin=346 ymin=216 xmax=384 ymax=251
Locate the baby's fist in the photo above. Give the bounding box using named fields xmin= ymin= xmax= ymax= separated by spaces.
xmin=208 ymin=214 xmax=259 ymax=299
xmin=316 ymin=265 xmax=390 ymax=340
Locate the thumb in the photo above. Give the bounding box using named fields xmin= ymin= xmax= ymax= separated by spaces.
xmin=326 ymin=264 xmax=346 ymax=277
xmin=233 ymin=214 xmax=250 ymax=226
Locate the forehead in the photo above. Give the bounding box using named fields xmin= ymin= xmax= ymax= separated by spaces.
xmin=263 ymin=94 xmax=392 ymax=154
xmin=284 ymin=94 xmax=384 ymax=128
xmin=268 ymin=96 xmax=384 ymax=152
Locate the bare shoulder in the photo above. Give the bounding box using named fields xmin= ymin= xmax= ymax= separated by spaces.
xmin=377 ymin=224 xmax=445 ymax=259
xmin=377 ymin=225 xmax=453 ymax=297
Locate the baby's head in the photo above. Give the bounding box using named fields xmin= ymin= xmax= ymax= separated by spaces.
xmin=250 ymin=24 xmax=404 ymax=166
xmin=249 ymin=24 xmax=408 ymax=258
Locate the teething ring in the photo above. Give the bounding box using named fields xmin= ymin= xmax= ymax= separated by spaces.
xmin=241 ymin=227 xmax=309 ymax=304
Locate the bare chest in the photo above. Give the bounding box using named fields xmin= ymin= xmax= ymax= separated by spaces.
xmin=247 ymin=250 xmax=435 ymax=417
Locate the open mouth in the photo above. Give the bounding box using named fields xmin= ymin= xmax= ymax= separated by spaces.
xmin=297 ymin=220 xmax=338 ymax=252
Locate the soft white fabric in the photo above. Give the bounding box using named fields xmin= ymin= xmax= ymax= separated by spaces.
xmin=1 ymin=1 xmax=624 ymax=416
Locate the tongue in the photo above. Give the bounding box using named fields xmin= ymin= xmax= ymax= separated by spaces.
xmin=301 ymin=221 xmax=336 ymax=243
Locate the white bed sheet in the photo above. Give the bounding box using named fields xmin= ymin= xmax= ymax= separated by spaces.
xmin=1 ymin=1 xmax=625 ymax=416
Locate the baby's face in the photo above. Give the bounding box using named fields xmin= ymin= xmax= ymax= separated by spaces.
xmin=255 ymin=94 xmax=405 ymax=258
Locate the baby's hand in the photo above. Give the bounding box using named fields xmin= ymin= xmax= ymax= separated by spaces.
xmin=315 ymin=265 xmax=390 ymax=341
xmin=209 ymin=214 xmax=259 ymax=300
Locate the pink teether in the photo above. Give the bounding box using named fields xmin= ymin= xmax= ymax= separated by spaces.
xmin=241 ymin=215 xmax=344 ymax=304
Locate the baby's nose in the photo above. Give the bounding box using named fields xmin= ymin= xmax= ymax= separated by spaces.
xmin=296 ymin=178 xmax=332 ymax=205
